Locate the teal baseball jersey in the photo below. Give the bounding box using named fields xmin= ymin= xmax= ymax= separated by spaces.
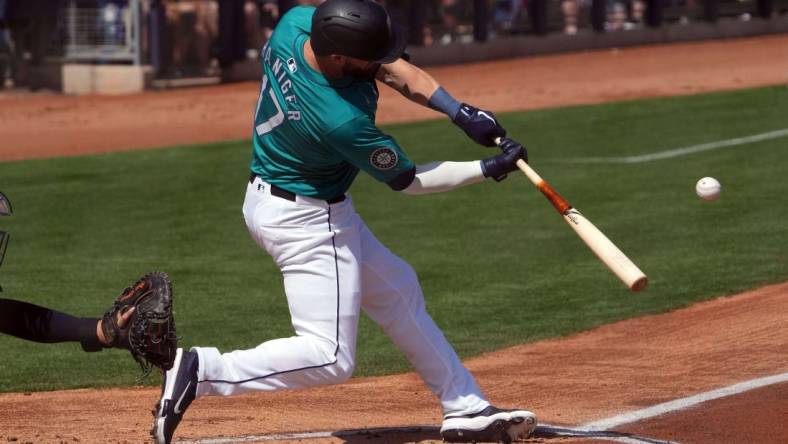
xmin=250 ymin=6 xmax=414 ymax=199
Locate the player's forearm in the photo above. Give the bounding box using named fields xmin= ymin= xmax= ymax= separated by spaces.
xmin=0 ymin=298 xmax=103 ymax=351
xmin=401 ymin=161 xmax=485 ymax=195
xmin=378 ymin=60 xmax=465 ymax=120
xmin=378 ymin=59 xmax=440 ymax=108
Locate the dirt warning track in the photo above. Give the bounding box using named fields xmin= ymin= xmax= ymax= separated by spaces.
xmin=0 ymin=35 xmax=787 ymax=161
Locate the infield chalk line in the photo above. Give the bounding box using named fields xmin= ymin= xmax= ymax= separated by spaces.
xmin=582 ymin=371 xmax=788 ymax=431
xmin=561 ymin=128 xmax=788 ymax=164
xmin=177 ymin=371 xmax=788 ymax=444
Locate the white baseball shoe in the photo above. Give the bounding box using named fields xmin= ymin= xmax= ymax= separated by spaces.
xmin=151 ymin=348 xmax=199 ymax=444
xmin=440 ymin=405 xmax=537 ymax=443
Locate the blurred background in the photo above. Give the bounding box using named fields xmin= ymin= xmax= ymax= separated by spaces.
xmin=0 ymin=0 xmax=786 ymax=92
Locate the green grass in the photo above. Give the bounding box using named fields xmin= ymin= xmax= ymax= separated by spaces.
xmin=0 ymin=85 xmax=786 ymax=392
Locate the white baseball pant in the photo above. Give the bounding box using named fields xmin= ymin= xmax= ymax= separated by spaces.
xmin=192 ymin=176 xmax=489 ymax=416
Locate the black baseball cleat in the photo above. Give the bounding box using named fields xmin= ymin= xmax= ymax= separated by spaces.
xmin=440 ymin=405 xmax=537 ymax=443
xmin=152 ymin=348 xmax=198 ymax=444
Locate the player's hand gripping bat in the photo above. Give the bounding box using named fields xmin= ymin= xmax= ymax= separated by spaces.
xmin=495 ymin=138 xmax=648 ymax=292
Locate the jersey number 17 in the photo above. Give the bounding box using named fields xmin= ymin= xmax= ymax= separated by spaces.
xmin=254 ymin=72 xmax=286 ymax=137
xmin=254 ymin=57 xmax=302 ymax=137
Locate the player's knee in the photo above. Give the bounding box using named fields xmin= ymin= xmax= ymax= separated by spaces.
xmin=311 ymin=338 xmax=355 ymax=384
xmin=332 ymin=343 xmax=356 ymax=383
xmin=398 ymin=260 xmax=419 ymax=283
xmin=313 ymin=355 xmax=354 ymax=385
xmin=331 ymin=358 xmax=355 ymax=383
xmin=400 ymin=264 xmax=424 ymax=299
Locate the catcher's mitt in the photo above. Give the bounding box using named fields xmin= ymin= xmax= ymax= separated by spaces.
xmin=101 ymin=271 xmax=177 ymax=375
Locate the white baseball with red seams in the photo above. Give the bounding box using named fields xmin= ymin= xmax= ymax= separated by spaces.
xmin=696 ymin=177 xmax=721 ymax=201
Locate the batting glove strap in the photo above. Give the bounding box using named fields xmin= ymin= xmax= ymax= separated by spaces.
xmin=428 ymin=87 xmax=462 ymax=119
xmin=481 ymin=158 xmax=507 ymax=182
xmin=481 ymin=139 xmax=527 ymax=182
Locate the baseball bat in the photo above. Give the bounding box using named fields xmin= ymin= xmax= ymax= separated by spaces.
xmin=496 ymin=138 xmax=648 ymax=292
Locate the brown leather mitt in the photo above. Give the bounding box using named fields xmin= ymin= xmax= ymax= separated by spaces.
xmin=101 ymin=271 xmax=177 ymax=375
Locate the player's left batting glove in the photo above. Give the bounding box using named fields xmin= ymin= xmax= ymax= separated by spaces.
xmin=452 ymin=103 xmax=506 ymax=147
xmin=481 ymin=137 xmax=527 ymax=182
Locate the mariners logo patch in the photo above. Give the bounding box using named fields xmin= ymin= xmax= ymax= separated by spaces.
xmin=370 ymin=148 xmax=398 ymax=170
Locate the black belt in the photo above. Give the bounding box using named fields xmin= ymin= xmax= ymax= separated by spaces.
xmin=249 ymin=173 xmax=345 ymax=204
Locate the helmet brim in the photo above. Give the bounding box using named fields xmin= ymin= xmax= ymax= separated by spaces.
xmin=375 ymin=21 xmax=408 ymax=64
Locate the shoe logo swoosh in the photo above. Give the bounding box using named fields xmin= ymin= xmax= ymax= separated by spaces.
xmin=173 ymin=381 xmax=192 ymax=415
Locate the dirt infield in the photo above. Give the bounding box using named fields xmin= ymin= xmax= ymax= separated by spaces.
xmin=2 ymin=283 xmax=786 ymax=443
xmin=1 ymin=35 xmax=787 ymax=443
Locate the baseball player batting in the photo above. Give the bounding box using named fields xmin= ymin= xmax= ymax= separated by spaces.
xmin=153 ymin=1 xmax=536 ymax=443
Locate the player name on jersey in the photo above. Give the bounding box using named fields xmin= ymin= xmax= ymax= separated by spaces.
xmin=256 ymin=44 xmax=302 ymax=138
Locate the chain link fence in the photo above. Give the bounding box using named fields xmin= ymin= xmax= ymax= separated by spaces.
xmin=62 ymin=0 xmax=142 ymax=64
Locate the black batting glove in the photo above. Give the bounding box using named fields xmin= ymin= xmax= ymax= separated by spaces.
xmin=452 ymin=103 xmax=506 ymax=147
xmin=480 ymin=138 xmax=527 ymax=182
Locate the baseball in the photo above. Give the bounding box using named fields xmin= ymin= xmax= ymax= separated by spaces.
xmin=696 ymin=177 xmax=721 ymax=201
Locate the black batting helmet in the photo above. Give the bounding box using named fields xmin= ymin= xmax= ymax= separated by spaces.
xmin=311 ymin=0 xmax=407 ymax=64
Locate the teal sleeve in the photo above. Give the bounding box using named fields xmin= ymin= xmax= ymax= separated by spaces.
xmin=324 ymin=115 xmax=415 ymax=184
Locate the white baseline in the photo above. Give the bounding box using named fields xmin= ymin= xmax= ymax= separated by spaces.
xmin=582 ymin=371 xmax=788 ymax=431
xmin=176 ymin=371 xmax=788 ymax=443
xmin=561 ymin=128 xmax=788 ymax=164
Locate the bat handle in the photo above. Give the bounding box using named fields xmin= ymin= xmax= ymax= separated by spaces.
xmin=515 ymin=159 xmax=543 ymax=184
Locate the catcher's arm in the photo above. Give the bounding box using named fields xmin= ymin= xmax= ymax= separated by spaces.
xmin=0 ymin=276 xmax=170 ymax=377
xmin=0 ymin=297 xmax=129 ymax=351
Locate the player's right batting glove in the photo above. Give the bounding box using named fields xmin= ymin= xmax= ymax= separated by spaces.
xmin=452 ymin=103 xmax=506 ymax=147
xmin=481 ymin=137 xmax=527 ymax=182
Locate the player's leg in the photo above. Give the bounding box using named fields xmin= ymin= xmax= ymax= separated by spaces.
xmin=357 ymin=223 xmax=536 ymax=442
xmin=193 ymin=181 xmax=364 ymax=397
xmin=154 ymin=182 xmax=366 ymax=443
xmin=0 ymin=298 xmax=103 ymax=351
xmin=357 ymin=222 xmax=488 ymax=415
